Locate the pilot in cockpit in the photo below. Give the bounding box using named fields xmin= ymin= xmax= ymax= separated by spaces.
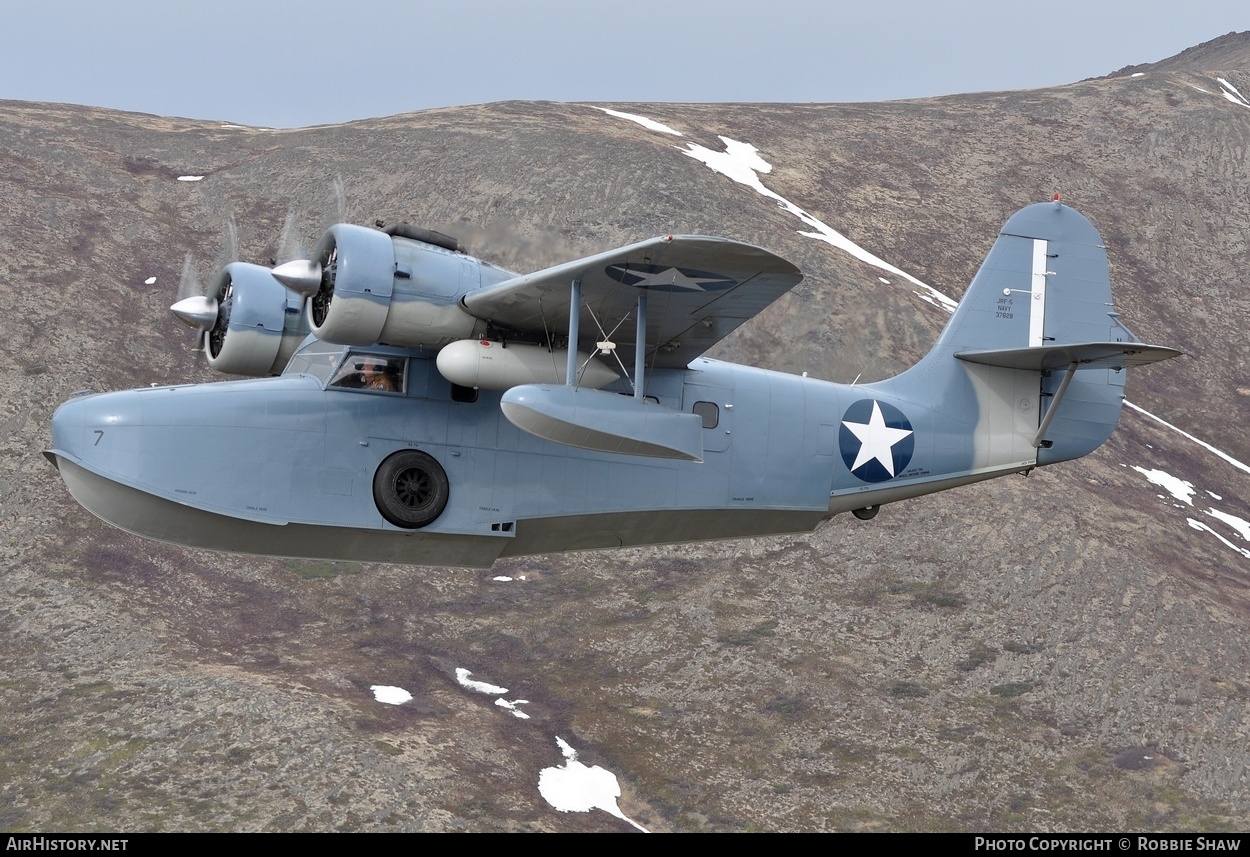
xmin=329 ymin=355 xmax=402 ymax=392
xmin=360 ymin=360 xmax=396 ymax=392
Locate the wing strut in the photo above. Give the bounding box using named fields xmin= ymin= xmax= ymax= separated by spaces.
xmin=566 ymin=279 xmax=581 ymax=386
xmin=634 ymin=293 xmax=647 ymax=399
xmin=564 ymin=278 xmax=650 ymax=397
xmin=502 ymin=280 xmax=701 ymax=461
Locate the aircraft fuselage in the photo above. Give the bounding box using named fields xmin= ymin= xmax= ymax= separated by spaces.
xmin=47 ymin=342 xmax=1032 ymax=568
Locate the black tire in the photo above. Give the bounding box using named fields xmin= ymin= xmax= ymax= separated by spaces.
xmin=851 ymin=505 xmax=880 ymax=521
xmin=373 ymin=450 xmax=449 ymax=528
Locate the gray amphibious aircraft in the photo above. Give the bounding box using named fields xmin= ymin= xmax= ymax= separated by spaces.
xmin=47 ymin=199 xmax=1179 ymax=568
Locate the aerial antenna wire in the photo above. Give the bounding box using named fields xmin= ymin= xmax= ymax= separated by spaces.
xmin=537 ymin=296 xmax=561 ymax=381
xmin=582 ymin=301 xmax=633 ymax=385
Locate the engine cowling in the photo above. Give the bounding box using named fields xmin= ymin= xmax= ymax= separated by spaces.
xmin=203 ymin=262 xmax=309 ymax=376
xmin=306 ymin=224 xmax=502 ymax=348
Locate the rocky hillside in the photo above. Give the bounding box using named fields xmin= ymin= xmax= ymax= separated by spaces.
xmin=1 ymin=34 xmax=1249 ymax=832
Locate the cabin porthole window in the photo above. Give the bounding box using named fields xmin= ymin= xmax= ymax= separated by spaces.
xmin=693 ymin=401 xmax=719 ymax=429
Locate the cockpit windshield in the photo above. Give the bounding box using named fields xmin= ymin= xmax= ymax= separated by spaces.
xmin=283 ymin=341 xmax=408 ymax=393
xmin=282 ymin=341 xmax=346 ymax=385
xmin=329 ymin=354 xmax=406 ymax=393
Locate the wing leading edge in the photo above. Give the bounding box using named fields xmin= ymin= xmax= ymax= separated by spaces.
xmin=461 ymin=235 xmax=802 ymax=368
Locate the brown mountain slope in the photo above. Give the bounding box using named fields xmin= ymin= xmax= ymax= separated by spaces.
xmin=1113 ymin=30 xmax=1250 ymax=76
xmin=1 ymin=33 xmax=1249 ymax=831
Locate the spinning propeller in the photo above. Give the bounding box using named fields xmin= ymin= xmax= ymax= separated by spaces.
xmin=271 ymin=208 xmax=323 ymax=298
xmin=169 ymin=215 xmax=241 ymax=362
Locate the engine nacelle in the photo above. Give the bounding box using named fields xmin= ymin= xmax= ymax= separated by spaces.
xmin=436 ymin=339 xmax=620 ymax=391
xmin=308 ymin=224 xmax=503 ymax=348
xmin=204 ymin=262 xmax=309 ymax=376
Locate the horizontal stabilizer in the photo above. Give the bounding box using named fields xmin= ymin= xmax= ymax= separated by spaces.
xmin=500 ymin=385 xmax=704 ymax=461
xmin=955 ymin=342 xmax=1182 ymax=371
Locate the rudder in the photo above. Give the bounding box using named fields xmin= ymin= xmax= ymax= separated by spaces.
xmin=890 ymin=199 xmax=1177 ymax=472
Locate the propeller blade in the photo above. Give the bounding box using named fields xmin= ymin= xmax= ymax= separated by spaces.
xmin=277 ymin=208 xmax=308 ymax=264
xmin=170 ymin=295 xmax=219 ymax=330
xmin=224 ymin=214 xmax=239 ymax=264
xmin=175 ymin=252 xmax=201 ymax=302
xmin=271 ymin=259 xmax=322 ymax=296
xmin=332 ymin=175 xmax=346 ymax=224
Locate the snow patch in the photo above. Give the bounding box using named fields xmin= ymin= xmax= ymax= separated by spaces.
xmin=592 ymin=107 xmax=682 ymax=137
xmin=455 ymin=668 xmax=507 ymax=695
xmin=681 ymin=136 xmax=958 ymax=312
xmin=177 ymin=175 xmax=204 ymax=182
xmin=455 ymin=668 xmax=528 ymax=716
xmin=539 ymin=737 xmax=648 ymax=831
xmin=495 ymin=697 xmax=531 ymax=719
xmin=1206 ymin=508 xmax=1250 ymax=542
xmin=1188 ymin=518 xmax=1250 ymax=559
xmin=1124 ymin=401 xmax=1250 ymax=477
xmin=1217 ymin=77 xmax=1250 ymax=108
xmin=493 ymin=576 xmax=513 ymax=582
xmin=1132 ymin=466 xmax=1195 ymax=506
xmin=370 ymin=685 xmax=413 ymax=705
xmin=144 ymin=276 xmax=156 ymax=285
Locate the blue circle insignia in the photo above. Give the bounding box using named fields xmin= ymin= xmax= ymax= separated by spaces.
xmin=839 ymin=399 xmax=915 ymax=483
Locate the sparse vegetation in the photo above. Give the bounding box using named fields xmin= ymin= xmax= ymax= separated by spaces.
xmin=1003 ymin=641 xmax=1043 ymax=654
xmin=956 ymin=644 xmax=998 ymax=672
xmin=286 ymin=559 xmax=361 ymax=580
xmin=990 ymin=681 xmax=1035 ymax=698
xmin=886 ymin=681 xmax=930 ymax=698
xmin=716 ymin=619 xmax=778 ymax=646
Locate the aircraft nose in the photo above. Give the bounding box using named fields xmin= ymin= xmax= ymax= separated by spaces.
xmin=48 ymin=390 xmax=143 ymax=470
xmin=49 ymin=394 xmax=90 ymax=462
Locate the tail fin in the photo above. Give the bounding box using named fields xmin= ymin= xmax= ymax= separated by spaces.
xmin=891 ymin=200 xmax=1178 ymax=470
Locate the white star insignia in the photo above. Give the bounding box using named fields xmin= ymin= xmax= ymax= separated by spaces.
xmin=842 ymin=401 xmax=914 ymax=476
xmin=633 ymin=267 xmax=726 ymax=291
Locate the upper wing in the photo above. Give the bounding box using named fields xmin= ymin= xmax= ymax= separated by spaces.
xmin=461 ymin=235 xmax=802 ymax=368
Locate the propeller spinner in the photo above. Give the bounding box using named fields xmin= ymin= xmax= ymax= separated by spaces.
xmin=270 ymin=259 xmax=322 ymax=296
xmin=170 ymin=294 xmax=219 ymax=330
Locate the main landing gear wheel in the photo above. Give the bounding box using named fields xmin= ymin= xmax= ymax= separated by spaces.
xmin=373 ymin=450 xmax=449 ymax=528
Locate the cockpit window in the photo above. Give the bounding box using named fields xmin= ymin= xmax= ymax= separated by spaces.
xmin=329 ymin=354 xmax=406 ymax=394
xmin=283 ymin=341 xmax=345 ymax=385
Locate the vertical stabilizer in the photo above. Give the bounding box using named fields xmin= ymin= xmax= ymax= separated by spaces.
xmin=886 ymin=200 xmax=1175 ymax=473
xmin=928 ymin=200 xmax=1117 ymax=361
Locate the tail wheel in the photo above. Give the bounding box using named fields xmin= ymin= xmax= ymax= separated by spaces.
xmin=373 ymin=450 xmax=449 ymax=528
